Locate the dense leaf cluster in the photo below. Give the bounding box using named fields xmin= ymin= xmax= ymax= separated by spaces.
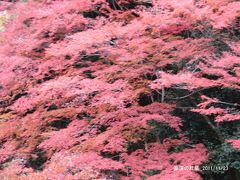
xmin=0 ymin=0 xmax=239 ymax=179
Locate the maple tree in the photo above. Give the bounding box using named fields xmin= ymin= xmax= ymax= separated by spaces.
xmin=0 ymin=0 xmax=239 ymax=179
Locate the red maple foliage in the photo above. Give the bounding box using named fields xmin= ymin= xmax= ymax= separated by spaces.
xmin=0 ymin=0 xmax=239 ymax=179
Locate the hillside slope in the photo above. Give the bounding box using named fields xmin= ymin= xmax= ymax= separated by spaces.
xmin=0 ymin=0 xmax=240 ymax=179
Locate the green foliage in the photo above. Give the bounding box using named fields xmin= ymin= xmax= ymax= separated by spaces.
xmin=201 ymin=143 xmax=240 ymax=179
xmin=126 ymin=141 xmax=145 ymax=154
xmin=210 ymin=143 xmax=240 ymax=171
xmin=219 ymin=121 xmax=240 ymax=139
xmin=146 ymin=120 xmax=178 ymax=143
xmin=167 ymin=144 xmax=189 ymax=154
xmin=144 ymin=169 xmax=161 ymax=176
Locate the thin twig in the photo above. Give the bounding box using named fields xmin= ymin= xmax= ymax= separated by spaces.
xmin=161 ymin=87 xmax=165 ymax=103
xmin=216 ymin=101 xmax=240 ymax=107
xmin=168 ymin=87 xmax=210 ymax=100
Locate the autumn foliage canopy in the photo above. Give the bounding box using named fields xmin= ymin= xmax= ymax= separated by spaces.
xmin=0 ymin=0 xmax=239 ymax=179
